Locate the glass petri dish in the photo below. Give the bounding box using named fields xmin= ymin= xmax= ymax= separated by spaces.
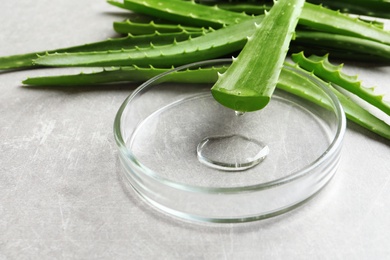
xmin=114 ymin=59 xmax=346 ymax=223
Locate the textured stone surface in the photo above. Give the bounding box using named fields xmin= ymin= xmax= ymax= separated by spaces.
xmin=1 ymin=1 xmax=390 ymax=259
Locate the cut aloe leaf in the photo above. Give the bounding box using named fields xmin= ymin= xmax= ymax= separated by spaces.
xmin=210 ymin=0 xmax=305 ymax=112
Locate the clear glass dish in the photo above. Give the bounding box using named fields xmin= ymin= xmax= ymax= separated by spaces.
xmin=114 ymin=59 xmax=346 ymax=223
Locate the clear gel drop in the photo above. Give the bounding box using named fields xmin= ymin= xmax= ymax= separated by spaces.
xmin=196 ymin=134 xmax=269 ymax=171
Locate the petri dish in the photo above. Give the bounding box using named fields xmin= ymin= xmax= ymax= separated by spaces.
xmin=114 ymin=59 xmax=346 ymax=223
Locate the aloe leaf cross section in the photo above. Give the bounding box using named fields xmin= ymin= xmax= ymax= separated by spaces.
xmin=210 ymin=0 xmax=305 ymax=112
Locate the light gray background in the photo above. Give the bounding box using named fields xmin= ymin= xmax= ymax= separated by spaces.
xmin=1 ymin=0 xmax=389 ymax=259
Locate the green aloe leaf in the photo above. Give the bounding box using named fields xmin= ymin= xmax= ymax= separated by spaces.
xmin=210 ymin=0 xmax=305 ymax=112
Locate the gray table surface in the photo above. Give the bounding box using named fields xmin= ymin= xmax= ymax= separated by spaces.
xmin=1 ymin=0 xmax=390 ymax=259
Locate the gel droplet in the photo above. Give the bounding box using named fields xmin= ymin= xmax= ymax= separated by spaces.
xmin=235 ymin=111 xmax=246 ymax=116
xmin=196 ymin=134 xmax=269 ymax=171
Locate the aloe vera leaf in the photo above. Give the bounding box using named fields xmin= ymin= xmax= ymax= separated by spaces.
xmin=300 ymin=3 xmax=390 ymax=45
xmin=0 ymin=53 xmax=38 ymax=70
xmin=113 ymin=19 xmax=207 ymax=35
xmin=22 ymin=65 xmax=228 ymax=86
xmin=294 ymin=31 xmax=390 ymax=60
xmin=0 ymin=31 xmax=204 ymax=70
xmin=289 ymin=44 xmax=390 ymax=63
xmin=279 ymin=64 xmax=390 ymax=140
xmin=122 ymin=0 xmax=249 ymax=28
xmin=291 ymin=52 xmax=390 ymax=116
xmin=16 ymin=62 xmax=335 ymax=92
xmin=210 ymin=0 xmax=305 ymax=112
xmin=33 ymin=15 xmax=263 ymax=67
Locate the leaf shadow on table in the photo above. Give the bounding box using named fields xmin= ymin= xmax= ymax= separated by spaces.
xmin=102 ymin=11 xmax=133 ymax=21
